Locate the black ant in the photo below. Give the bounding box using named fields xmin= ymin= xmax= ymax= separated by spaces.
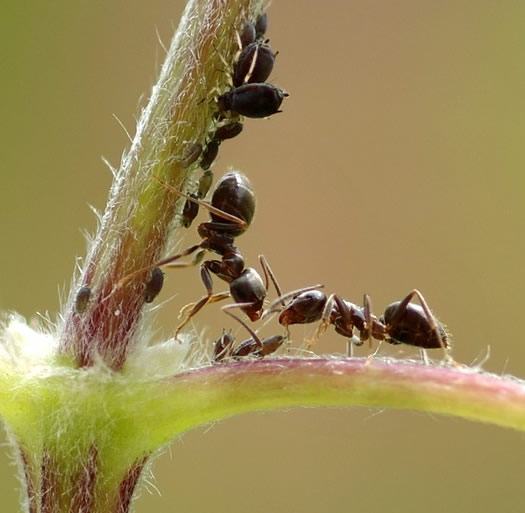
xmin=213 ymin=307 xmax=284 ymax=361
xmin=265 ymin=288 xmax=453 ymax=363
xmin=149 ymin=170 xmax=286 ymax=337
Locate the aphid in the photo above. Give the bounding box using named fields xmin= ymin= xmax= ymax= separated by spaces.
xmin=181 ymin=142 xmax=203 ymax=168
xmin=232 ymin=42 xmax=276 ymax=87
xmin=197 ymin=170 xmax=213 ymax=199
xmin=181 ymin=193 xmax=199 ymax=228
xmin=200 ymin=140 xmax=220 ymax=170
xmin=75 ymin=286 xmax=91 ymax=314
xmin=217 ymin=83 xmax=288 ymax=118
xmin=144 ymin=267 xmax=164 ymax=303
xmin=239 ymin=23 xmax=256 ymax=48
xmin=181 ymin=171 xmax=214 ymax=230
xmin=254 ymin=13 xmax=268 ymax=38
xmin=214 ymin=121 xmax=244 ymax=141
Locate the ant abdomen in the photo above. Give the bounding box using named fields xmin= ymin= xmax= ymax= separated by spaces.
xmin=382 ymin=302 xmax=448 ymax=349
xmin=209 ymin=171 xmax=256 ymax=235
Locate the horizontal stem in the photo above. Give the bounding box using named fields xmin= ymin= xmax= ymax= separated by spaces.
xmin=149 ymin=358 xmax=525 ymax=438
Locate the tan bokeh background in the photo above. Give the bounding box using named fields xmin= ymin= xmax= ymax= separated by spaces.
xmin=1 ymin=1 xmax=525 ymax=512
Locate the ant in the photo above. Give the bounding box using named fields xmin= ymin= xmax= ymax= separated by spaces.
xmin=264 ymin=288 xmax=453 ymax=363
xmin=213 ymin=307 xmax=284 ymax=362
xmin=148 ymin=170 xmax=286 ymax=337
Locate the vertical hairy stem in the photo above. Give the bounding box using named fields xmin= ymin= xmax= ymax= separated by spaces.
xmin=5 ymin=2 xmax=265 ymax=513
xmin=58 ymin=0 xmax=264 ymax=371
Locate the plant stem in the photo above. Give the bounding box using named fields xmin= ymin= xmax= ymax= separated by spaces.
xmin=154 ymin=358 xmax=525 ymax=435
xmin=58 ymin=0 xmax=264 ymax=371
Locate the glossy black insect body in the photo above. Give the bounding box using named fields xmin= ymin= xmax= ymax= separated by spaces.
xmin=200 ymin=140 xmax=220 ymax=170
xmin=254 ymin=13 xmax=268 ymax=38
xmin=233 ymin=42 xmax=276 ymax=87
xmin=181 ymin=193 xmax=199 ymax=228
xmin=218 ymin=83 xmax=287 ymax=118
xmin=206 ymin=171 xmax=255 ymax=236
xmin=144 ymin=267 xmax=164 ymax=303
xmin=239 ymin=23 xmax=256 ymax=47
xmin=214 ymin=121 xmax=244 ymax=142
xmin=380 ymin=301 xmax=448 ymax=349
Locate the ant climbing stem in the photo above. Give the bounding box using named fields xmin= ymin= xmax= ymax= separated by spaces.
xmin=152 ymin=175 xmax=248 ymax=230
xmin=148 ymin=171 xmax=286 ymax=340
xmin=113 ymin=174 xmax=248 ymax=293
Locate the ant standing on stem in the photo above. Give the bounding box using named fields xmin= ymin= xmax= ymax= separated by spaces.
xmin=264 ymin=288 xmax=453 ymax=363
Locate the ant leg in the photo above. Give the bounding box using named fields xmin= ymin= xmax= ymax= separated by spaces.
xmin=178 ymin=291 xmax=230 ymax=319
xmin=308 ymin=293 xmax=338 ymax=348
xmin=222 ymin=303 xmax=263 ymax=350
xmin=366 ymin=340 xmax=384 ymax=363
xmin=173 ymin=264 xmax=215 ymax=338
xmin=153 ymin=175 xmax=247 ymax=229
xmin=258 ymin=255 xmax=284 ymax=299
xmin=155 ymin=244 xmax=203 ymax=268
xmin=362 ymin=295 xmax=374 ymax=348
xmin=262 ymin=284 xmax=325 ymax=318
xmin=164 ymin=250 xmax=206 ymax=269
xmin=115 ymin=243 xmax=202 ymax=291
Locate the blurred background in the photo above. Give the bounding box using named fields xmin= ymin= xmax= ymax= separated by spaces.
xmin=1 ymin=1 xmax=525 ymax=511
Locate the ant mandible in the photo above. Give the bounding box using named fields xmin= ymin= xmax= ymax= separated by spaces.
xmin=265 ymin=288 xmax=453 ymax=363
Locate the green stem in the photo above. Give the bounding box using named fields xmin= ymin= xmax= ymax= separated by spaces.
xmin=149 ymin=358 xmax=525 ymax=436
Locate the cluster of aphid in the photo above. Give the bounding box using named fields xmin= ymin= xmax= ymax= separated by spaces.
xmin=179 ymin=12 xmax=287 ymax=230
xmin=74 ymin=11 xmax=451 ymax=365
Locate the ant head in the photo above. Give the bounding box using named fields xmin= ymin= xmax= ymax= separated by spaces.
xmin=278 ymin=290 xmax=327 ymax=327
